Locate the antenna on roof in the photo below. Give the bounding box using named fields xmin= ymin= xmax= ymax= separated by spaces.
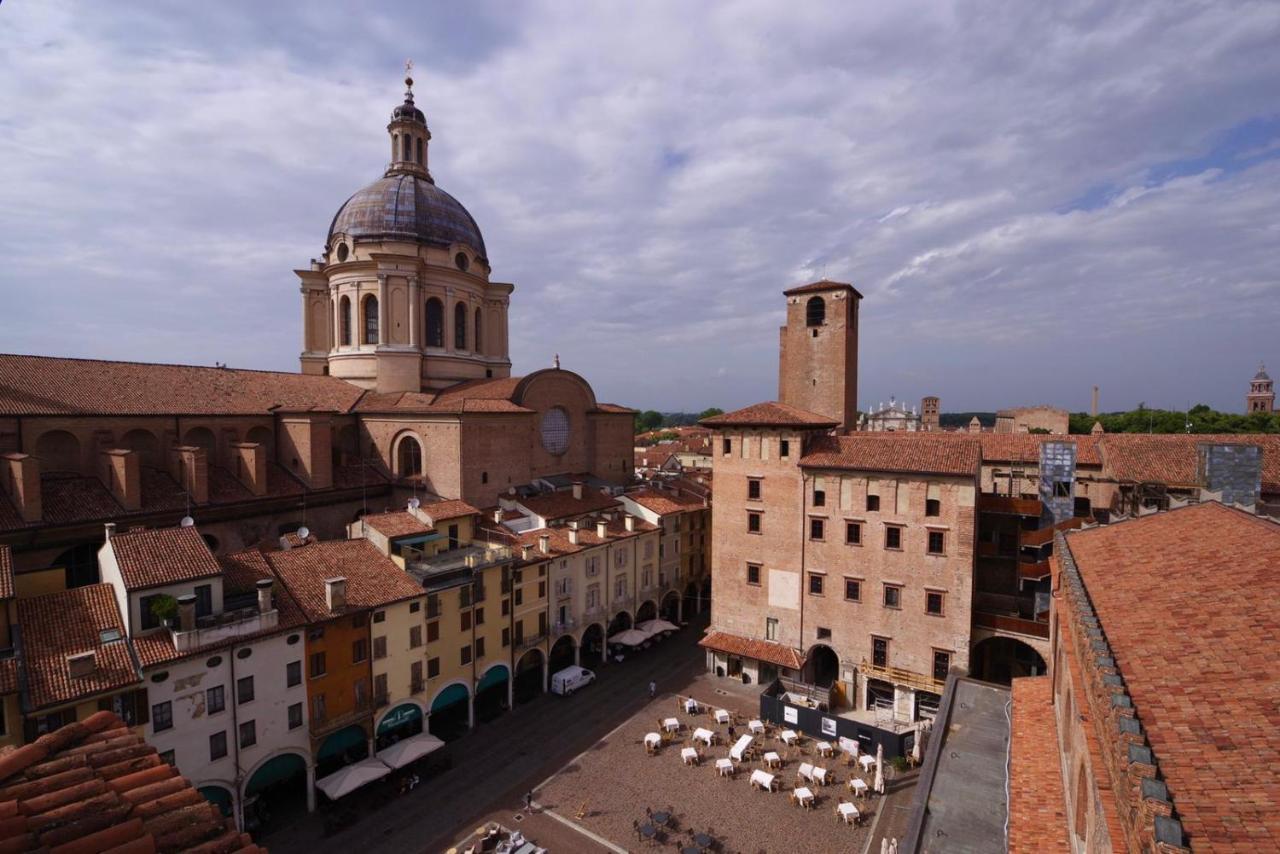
xmin=408 ymin=496 xmax=421 ymax=511
xmin=180 ymin=515 xmax=195 ymax=528
xmin=297 ymin=525 xmax=310 ymax=541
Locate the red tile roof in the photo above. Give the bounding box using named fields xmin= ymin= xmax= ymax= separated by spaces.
xmin=219 ymin=548 xmax=274 ymax=595
xmin=419 ymin=498 xmax=482 ymax=524
xmin=624 ymin=489 xmax=704 ymax=516
xmin=1008 ymin=676 xmax=1069 ymax=852
xmin=594 ymin=403 xmax=636 ymax=414
xmin=0 ymin=353 xmax=362 ymax=416
xmin=17 ymin=584 xmax=140 ymax=711
xmin=0 ymin=711 xmax=262 ymax=852
xmin=978 ymin=433 xmax=1103 ymax=467
xmin=698 ymin=630 xmax=804 ymax=670
xmin=700 ymin=401 xmax=839 ymax=429
xmin=516 ymin=490 xmax=621 ymax=522
xmin=1063 ymin=503 xmax=1280 ymax=850
xmin=1100 ymin=433 xmax=1280 ymax=493
xmin=108 ymin=526 xmax=221 ymax=591
xmin=800 ymin=434 xmax=981 ymax=476
xmin=0 ymin=659 xmax=18 ymax=695
xmin=265 ymin=539 xmax=424 ymax=622
xmin=361 ymin=511 xmax=430 ymax=539
xmin=782 ymin=279 xmax=864 ymax=298
xmin=497 ymin=516 xmax=658 ymax=561
xmin=0 ymin=545 xmax=12 ymax=600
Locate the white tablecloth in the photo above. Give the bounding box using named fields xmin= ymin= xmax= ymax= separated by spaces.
xmin=693 ymin=727 xmax=715 ymax=746
xmin=715 ymin=758 xmax=733 ymax=776
xmin=763 ymin=751 xmax=781 ymax=767
xmin=748 ymin=720 xmax=765 ymax=734
xmin=663 ymin=717 xmax=681 ymax=732
xmin=750 ymin=769 xmax=775 ymax=790
xmin=714 ymin=709 xmax=731 ymax=724
xmin=838 ymin=801 xmax=859 ymax=823
xmin=780 ymin=729 xmax=798 ymax=745
xmin=849 ymin=778 xmax=869 ymax=795
xmin=644 ymin=732 xmax=661 ymax=747
xmin=794 ymin=786 xmax=814 ymax=805
xmin=730 ymin=734 xmax=754 ymax=762
xmin=859 ymin=754 xmax=876 ymax=772
xmin=816 ymin=741 xmax=834 ymax=756
xmin=813 ymin=767 xmax=829 ymax=785
xmin=681 ymin=747 xmax=699 ymax=764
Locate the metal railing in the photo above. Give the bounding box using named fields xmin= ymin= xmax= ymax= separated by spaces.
xmin=859 ymin=660 xmax=946 ymax=695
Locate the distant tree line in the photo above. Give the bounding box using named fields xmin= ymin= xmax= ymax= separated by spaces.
xmin=634 ymin=408 xmax=724 ymax=434
xmin=939 ymin=412 xmax=996 ymax=429
xmin=1068 ymin=404 xmax=1280 ymax=434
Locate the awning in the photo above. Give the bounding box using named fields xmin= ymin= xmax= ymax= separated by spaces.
xmin=637 ymin=619 xmax=679 ymax=636
xmin=376 ymin=732 xmax=446 ymax=769
xmin=609 ymin=628 xmax=651 ymax=647
xmin=698 ymin=630 xmax=804 ymax=670
xmin=315 ymin=758 xmax=392 ymax=800
xmin=377 ymin=703 xmax=423 ymax=737
xmin=476 ymin=665 xmax=510 ymax=693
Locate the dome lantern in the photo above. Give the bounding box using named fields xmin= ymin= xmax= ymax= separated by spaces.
xmin=387 ymin=60 xmax=431 ymax=181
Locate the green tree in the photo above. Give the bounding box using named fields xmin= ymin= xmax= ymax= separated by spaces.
xmin=698 ymin=407 xmax=725 ymax=421
xmin=635 ymin=410 xmax=664 ymax=433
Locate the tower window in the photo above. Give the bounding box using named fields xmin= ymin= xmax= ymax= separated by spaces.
xmin=339 ymin=296 xmax=352 ymax=346
xmin=416 ymin=137 xmax=424 ymax=164
xmin=363 ymin=295 xmax=379 ymax=344
xmin=474 ymin=308 xmax=483 ymax=353
xmin=335 ymin=243 xmax=349 ymax=262
xmin=454 ymin=302 xmax=468 ymax=349
xmin=425 ymin=297 xmax=444 ymax=347
xmin=806 ymin=296 xmax=826 ymax=327
xmin=402 ymin=134 xmax=411 ymax=162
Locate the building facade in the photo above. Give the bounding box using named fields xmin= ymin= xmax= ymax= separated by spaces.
xmin=1246 ymin=362 xmax=1274 ymax=413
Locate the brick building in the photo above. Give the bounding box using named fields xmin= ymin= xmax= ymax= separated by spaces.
xmin=1246 ymin=362 xmax=1274 ymax=413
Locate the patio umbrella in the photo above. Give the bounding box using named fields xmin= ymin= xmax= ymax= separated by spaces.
xmin=376 ymin=732 xmax=445 ymax=769
xmin=880 ymin=839 xmax=889 ymax=854
xmin=911 ymin=732 xmax=922 ymax=766
xmin=889 ymin=840 xmax=899 ymax=854
xmin=316 ymin=758 xmax=392 ymax=800
xmin=873 ymin=744 xmax=885 ymax=795
xmin=609 ymin=628 xmax=651 ymax=646
xmin=636 ymin=618 xmax=679 ymax=636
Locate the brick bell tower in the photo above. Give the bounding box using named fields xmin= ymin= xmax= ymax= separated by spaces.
xmin=777 ymin=280 xmax=862 ymax=432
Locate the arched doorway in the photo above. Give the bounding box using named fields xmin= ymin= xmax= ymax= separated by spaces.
xmin=375 ymin=702 xmax=424 ymax=751
xmin=53 ymin=542 xmax=101 ymax=589
xmin=971 ymin=636 xmax=1047 ymax=685
xmin=429 ymin=683 xmax=471 ymax=741
xmin=315 ymin=725 xmax=368 ymax=780
xmin=549 ymin=635 xmax=575 ymax=676
xmin=683 ymin=581 xmax=699 ymax=617
xmin=198 ymin=784 xmax=234 ymax=819
xmin=120 ymin=428 xmax=160 ymax=468
xmin=660 ymin=590 xmax=680 ymax=623
xmin=474 ymin=664 xmax=510 ymax=723
xmin=635 ymin=600 xmax=657 ymax=623
xmin=580 ymin=623 xmax=605 ymax=664
xmin=608 ymin=611 xmax=632 ymax=636
xmin=243 ymin=752 xmax=308 ymax=837
xmin=514 ymin=648 xmax=545 ymax=705
xmin=35 ymin=430 xmax=81 ymax=473
xmin=803 ymin=644 xmax=839 ymax=688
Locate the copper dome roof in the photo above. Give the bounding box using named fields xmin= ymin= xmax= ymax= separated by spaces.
xmin=328 ymin=173 xmax=486 ymax=258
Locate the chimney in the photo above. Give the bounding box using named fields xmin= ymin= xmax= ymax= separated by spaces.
xmin=176 ymin=594 xmax=197 ymax=632
xmin=568 ymin=528 xmax=580 ymax=545
xmin=596 ymin=520 xmax=608 ymax=539
xmin=229 ymin=442 xmax=268 ymax=496
xmin=325 ymin=577 xmax=347 ymax=612
xmin=0 ymin=453 xmax=42 ymax=523
xmin=538 ymin=534 xmax=550 ymax=554
xmin=492 ymin=508 xmax=503 ymax=523
xmin=98 ymin=449 xmax=141 ymax=511
xmin=104 ymin=521 xmax=116 ymax=541
xmin=67 ymin=651 xmax=96 ymax=679
xmin=256 ymin=578 xmax=274 ymax=614
xmin=521 ymin=546 xmax=531 ymax=561
xmin=1091 ymin=385 xmax=1100 ymax=417
xmin=168 ymin=445 xmax=209 ymax=504
xmin=624 ymin=514 xmax=636 ymax=532
xmin=572 ymin=481 xmax=583 ymax=500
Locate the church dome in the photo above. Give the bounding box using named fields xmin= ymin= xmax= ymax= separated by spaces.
xmin=327 ymin=173 xmax=486 ymax=258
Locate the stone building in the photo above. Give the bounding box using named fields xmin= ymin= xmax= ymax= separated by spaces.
xmin=920 ymin=396 xmax=940 ymax=432
xmin=859 ymin=397 xmax=922 ymax=432
xmin=1246 ymin=362 xmax=1275 ymax=413
xmin=994 ymin=405 xmax=1070 ymax=434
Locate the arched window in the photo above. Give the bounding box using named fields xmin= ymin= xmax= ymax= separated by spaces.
xmin=416 ymin=137 xmax=424 ymax=164
xmin=339 ymin=296 xmax=351 ymax=346
xmin=474 ymin=308 xmax=483 ymax=354
xmin=402 ymin=134 xmax=411 ymax=162
xmin=396 ymin=434 xmax=423 ymax=477
xmin=363 ymin=295 xmax=379 ymax=344
xmin=454 ymin=302 xmax=467 ymax=349
xmin=806 ymin=296 xmax=826 ymax=327
xmin=425 ymin=298 xmax=444 ymax=347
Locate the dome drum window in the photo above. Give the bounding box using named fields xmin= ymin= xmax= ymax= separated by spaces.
xmin=455 ymin=252 xmax=469 ymax=272
xmin=540 ymin=407 xmax=571 ymax=456
xmin=335 ymin=242 xmax=349 ymax=262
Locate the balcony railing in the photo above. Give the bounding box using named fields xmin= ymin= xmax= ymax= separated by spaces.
xmin=515 ymin=632 xmax=546 ymax=652
xmin=406 ymin=544 xmax=514 ymax=578
xmin=859 ymin=660 xmax=946 ymax=695
xmin=611 ymin=594 xmax=634 ymax=611
xmin=977 ymin=494 xmax=1042 ymax=516
xmin=552 ymin=618 xmax=576 ymax=636
xmin=410 ymin=679 xmax=425 ymax=695
xmin=582 ymin=605 xmax=605 ymax=622
xmin=973 ymin=610 xmax=1050 ymax=639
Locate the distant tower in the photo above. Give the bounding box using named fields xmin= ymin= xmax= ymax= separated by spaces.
xmin=921 ymin=396 xmax=940 ymax=431
xmin=778 ymin=281 xmax=862 ymax=432
xmin=1247 ymin=363 xmax=1275 ymax=413
xmin=1091 ymin=385 xmax=1099 ymax=417
xmin=968 ymin=416 xmax=982 ymax=433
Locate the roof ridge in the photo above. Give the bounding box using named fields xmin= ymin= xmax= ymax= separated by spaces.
xmin=0 ymin=352 xmax=347 ymax=380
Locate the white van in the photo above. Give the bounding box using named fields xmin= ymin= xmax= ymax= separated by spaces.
xmin=550 ymin=665 xmax=596 ymax=696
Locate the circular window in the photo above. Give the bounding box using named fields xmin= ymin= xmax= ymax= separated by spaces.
xmin=287 ymin=633 xmax=300 ymax=645
xmin=236 ymin=648 xmax=252 ymax=660
xmin=206 ymin=655 xmax=222 ymax=668
xmin=540 ymin=407 xmax=570 ymax=455
xmin=336 ymin=243 xmax=349 ymax=262
xmin=454 ymin=252 xmax=469 ymax=272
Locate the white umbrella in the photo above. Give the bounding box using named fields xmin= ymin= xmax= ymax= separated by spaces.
xmin=880 ymin=839 xmax=889 ymax=854
xmin=910 ymin=732 xmax=922 ymax=766
xmin=636 ymin=618 xmax=679 ymax=636
xmin=609 ymin=628 xmax=650 ymax=646
xmin=873 ymin=743 xmax=885 ymax=794
xmin=376 ymin=732 xmax=445 ymax=769
xmin=889 ymin=840 xmax=899 ymax=854
xmin=315 ymin=758 xmax=392 ymax=800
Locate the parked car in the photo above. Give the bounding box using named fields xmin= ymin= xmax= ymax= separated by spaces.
xmin=550 ymin=665 xmax=596 ymax=696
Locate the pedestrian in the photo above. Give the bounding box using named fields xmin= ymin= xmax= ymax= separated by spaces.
xmin=727 ymin=724 xmax=736 ymax=741
xmin=524 ymin=791 xmax=534 ymax=812
xmin=649 ymin=680 xmax=656 ymax=699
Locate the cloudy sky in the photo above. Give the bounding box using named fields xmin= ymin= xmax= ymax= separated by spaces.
xmin=2 ymin=1 xmax=1278 ymax=413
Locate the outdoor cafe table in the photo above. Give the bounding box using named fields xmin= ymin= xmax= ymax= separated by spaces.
xmin=859 ymin=754 xmax=877 ymax=773
xmin=663 ymin=717 xmax=682 ymax=733
xmin=779 ymin=729 xmax=799 ymax=746
xmin=692 ymin=727 xmax=715 ymax=747
xmin=681 ymin=747 xmax=699 ymax=765
xmin=838 ymin=801 xmax=860 ymax=825
xmin=748 ymin=719 xmax=765 ymax=735
xmin=730 ymin=734 xmax=754 ymax=762
xmin=750 ymin=769 xmax=777 ymax=791
xmin=644 ymin=732 xmax=661 ymax=749
xmin=793 ymin=786 xmax=815 ymax=808
xmin=762 ymin=751 xmax=782 ymax=769
xmin=816 ymin=741 xmax=834 ymax=758
xmin=849 ymin=778 xmax=869 ymax=798
xmin=812 ymin=766 xmax=830 ymax=786
xmin=716 ymin=758 xmax=734 ymax=777
xmin=714 ymin=708 xmax=731 ymax=725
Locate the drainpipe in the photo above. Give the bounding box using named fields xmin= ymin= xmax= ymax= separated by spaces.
xmin=229 ymin=648 xmax=245 ymax=830
xmin=798 ymin=470 xmax=808 ymax=682
xmin=470 ymin=573 xmax=478 ymax=729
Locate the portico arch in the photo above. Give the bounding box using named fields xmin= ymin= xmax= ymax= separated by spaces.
xmin=635 ymin=599 xmax=657 ymax=623
xmin=316 ymin=724 xmax=368 ymax=779
xmin=580 ymin=622 xmax=606 ymax=665
xmin=374 ymin=700 xmax=426 ymax=750
xmin=514 ymin=647 xmax=546 ymax=705
xmin=474 ymin=662 xmax=510 ymax=722
xmin=608 ymin=610 xmax=632 ymax=635
xmin=428 ymin=680 xmax=471 ymax=741
xmin=242 ymin=750 xmax=310 ymax=834
xmin=660 ymin=589 xmax=681 ymax=622
xmin=549 ymin=633 xmax=576 ymax=675
xmin=803 ymin=643 xmax=839 ymax=688
xmin=971 ymin=636 xmax=1047 ymax=685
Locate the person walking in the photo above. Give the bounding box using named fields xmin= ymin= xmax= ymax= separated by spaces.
xmin=524 ymin=791 xmax=534 ymax=813
xmin=648 ymin=680 xmax=656 ymax=699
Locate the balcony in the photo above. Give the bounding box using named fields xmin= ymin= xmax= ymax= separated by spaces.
xmin=977 ymin=494 xmax=1042 ymax=516
xmin=1017 ymin=559 xmax=1051 ymax=582
xmin=410 ymin=679 xmax=425 ymax=695
xmin=858 ymin=660 xmax=946 ymax=695
xmin=1021 ymin=516 xmax=1086 ymax=547
xmin=406 ymin=544 xmax=514 ymax=580
xmin=974 ymin=610 xmax=1050 ymax=639
xmin=171 ymin=607 xmax=278 ymax=654
xmin=515 ymin=633 xmax=546 ymax=652
xmin=552 ymin=617 xmax=576 ymax=635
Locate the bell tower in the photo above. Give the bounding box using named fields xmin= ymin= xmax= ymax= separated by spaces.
xmin=777 ymin=280 xmax=861 ymax=432
xmin=1247 ymin=362 xmax=1275 ymax=413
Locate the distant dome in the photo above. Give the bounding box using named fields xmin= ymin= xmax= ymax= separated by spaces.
xmin=1255 ymin=365 xmax=1271 ymax=382
xmin=328 ymin=174 xmax=486 ymax=258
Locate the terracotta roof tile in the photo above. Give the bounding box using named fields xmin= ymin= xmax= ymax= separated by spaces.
xmin=624 ymin=489 xmax=704 ymax=516
xmin=977 ymin=433 xmax=1103 ymax=467
xmin=0 ymin=546 xmax=12 ymax=599
xmin=516 ymin=491 xmax=621 ymax=522
xmin=800 ymin=434 xmax=980 ymax=476
xmin=265 ymin=539 xmax=424 ymax=622
xmin=0 ymin=711 xmax=258 ymax=852
xmin=593 ymin=403 xmax=635 ymax=414
xmin=16 ymin=584 xmax=140 ymax=711
xmin=700 ymin=401 xmax=839 ymax=429
xmin=1063 ymin=503 xmax=1280 ymax=850
xmin=782 ymin=279 xmax=864 ymax=297
xmin=698 ymin=630 xmax=804 ymax=670
xmin=1008 ymin=676 xmax=1069 ymax=852
xmin=498 ymin=516 xmax=658 ymax=561
xmin=1100 ymin=433 xmax=1280 ymax=493
xmin=108 ymin=526 xmax=221 ymax=591
xmin=361 ymin=511 xmax=430 ymax=539
xmin=418 ymin=498 xmax=481 ymax=524
xmin=0 ymin=353 xmax=361 ymax=416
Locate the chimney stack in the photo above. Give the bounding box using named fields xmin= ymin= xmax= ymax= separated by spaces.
xmin=539 ymin=534 xmax=551 ymax=554
xmin=104 ymin=521 xmax=116 ymax=541
xmin=256 ymin=578 xmax=274 ymax=614
xmin=624 ymin=514 xmax=636 ymax=532
xmin=325 ymin=577 xmax=347 ymax=612
xmin=176 ymin=594 xmax=197 ymax=632
xmin=493 ymin=508 xmax=503 ymax=523
xmin=521 ymin=546 xmax=531 ymax=560
xmin=568 ymin=528 xmax=580 ymax=545
xmin=596 ymin=520 xmax=608 ymax=539
xmin=1091 ymin=385 xmax=1100 ymax=417
xmin=67 ymin=651 xmax=96 ymax=679
xmin=572 ymin=481 xmax=583 ymax=500
xmin=0 ymin=453 xmax=42 ymax=523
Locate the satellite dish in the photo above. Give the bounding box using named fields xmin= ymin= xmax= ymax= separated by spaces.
xmin=180 ymin=516 xmax=195 ymax=528
xmin=297 ymin=526 xmax=311 ymax=540
xmin=407 ymin=497 xmax=421 ymax=510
